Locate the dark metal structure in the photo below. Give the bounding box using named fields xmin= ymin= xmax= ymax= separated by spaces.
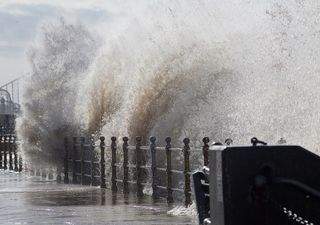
xmin=194 ymin=139 xmax=320 ymax=225
xmin=0 ymin=77 xmax=22 ymax=135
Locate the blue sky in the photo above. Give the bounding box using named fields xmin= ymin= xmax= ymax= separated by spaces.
xmin=0 ymin=1 xmax=118 ymax=84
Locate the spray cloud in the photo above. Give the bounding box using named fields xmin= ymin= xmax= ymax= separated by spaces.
xmin=18 ymin=1 xmax=320 ymax=166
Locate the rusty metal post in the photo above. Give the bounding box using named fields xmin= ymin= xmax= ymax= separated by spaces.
xmin=202 ymin=137 xmax=210 ymax=167
xmin=150 ymin=136 xmax=158 ymax=199
xmin=165 ymin=137 xmax=173 ymax=203
xmin=63 ymin=137 xmax=69 ymax=184
xmin=0 ymin=135 xmax=3 ymax=169
xmin=80 ymin=137 xmax=85 ymax=185
xmin=72 ymin=137 xmax=77 ymax=184
xmin=111 ymin=136 xmax=118 ymax=192
xmin=183 ymin=138 xmax=192 ymax=207
xmin=136 ymin=136 xmax=143 ymax=197
xmin=3 ymin=136 xmax=8 ymax=170
xmin=123 ymin=137 xmax=129 ymax=194
xmin=100 ymin=136 xmax=106 ymax=188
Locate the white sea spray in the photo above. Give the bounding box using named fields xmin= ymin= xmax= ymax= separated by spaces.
xmin=16 ymin=2 xmax=320 ymax=211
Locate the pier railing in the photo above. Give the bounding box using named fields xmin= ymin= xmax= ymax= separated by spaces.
xmin=0 ymin=134 xmax=215 ymax=207
xmin=0 ymin=135 xmax=23 ymax=172
xmin=62 ymin=136 xmax=212 ymax=206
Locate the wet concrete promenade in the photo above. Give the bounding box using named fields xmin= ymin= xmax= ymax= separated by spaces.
xmin=0 ymin=171 xmax=194 ymax=225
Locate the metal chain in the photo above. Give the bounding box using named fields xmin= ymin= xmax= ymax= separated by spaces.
xmin=282 ymin=207 xmax=314 ymax=225
xmin=267 ymin=195 xmax=315 ymax=225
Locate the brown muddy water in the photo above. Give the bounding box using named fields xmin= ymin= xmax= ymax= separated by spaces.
xmin=0 ymin=171 xmax=195 ymax=225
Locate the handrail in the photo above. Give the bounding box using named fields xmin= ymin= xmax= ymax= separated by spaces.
xmin=254 ymin=174 xmax=320 ymax=200
xmin=273 ymin=177 xmax=320 ymax=200
xmin=0 ymin=76 xmax=23 ymax=89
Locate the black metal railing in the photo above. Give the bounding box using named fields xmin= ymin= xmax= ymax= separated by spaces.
xmin=62 ymin=136 xmax=212 ymax=206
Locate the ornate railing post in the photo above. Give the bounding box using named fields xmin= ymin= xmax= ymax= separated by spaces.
xmin=13 ymin=136 xmax=18 ymax=172
xmin=9 ymin=135 xmax=13 ymax=171
xmin=30 ymin=166 xmax=34 ymax=176
xmin=111 ymin=136 xmax=118 ymax=192
xmin=36 ymin=165 xmax=41 ymax=176
xmin=3 ymin=136 xmax=8 ymax=170
xmin=100 ymin=136 xmax=106 ymax=188
xmin=64 ymin=137 xmax=69 ymax=184
xmin=136 ymin=136 xmax=143 ymax=197
xmin=80 ymin=137 xmax=85 ymax=185
xmin=183 ymin=138 xmax=192 ymax=207
xmin=150 ymin=136 xmax=158 ymax=199
xmin=41 ymin=167 xmax=47 ymax=179
xmin=202 ymin=137 xmax=210 ymax=167
xmin=18 ymin=155 xmax=23 ymax=172
xmin=165 ymin=137 xmax=173 ymax=203
xmin=72 ymin=137 xmax=77 ymax=184
xmin=30 ymin=165 xmax=34 ymax=176
xmin=90 ymin=137 xmax=95 ymax=186
xmin=123 ymin=137 xmax=129 ymax=194
xmin=56 ymin=166 xmax=62 ymax=183
xmin=48 ymin=167 xmax=54 ymax=180
xmin=225 ymin=138 xmax=233 ymax=146
xmin=23 ymin=162 xmax=27 ymax=173
xmin=0 ymin=135 xmax=3 ymax=169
